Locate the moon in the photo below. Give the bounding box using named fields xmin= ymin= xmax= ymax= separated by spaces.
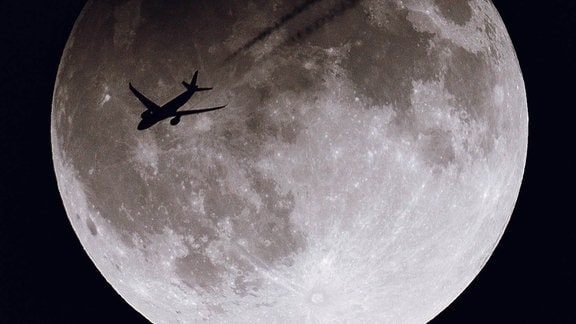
xmin=51 ymin=0 xmax=527 ymax=322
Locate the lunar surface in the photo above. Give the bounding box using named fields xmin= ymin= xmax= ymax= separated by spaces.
xmin=51 ymin=0 xmax=527 ymax=322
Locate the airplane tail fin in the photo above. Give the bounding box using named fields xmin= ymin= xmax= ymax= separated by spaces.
xmin=191 ymin=70 xmax=198 ymax=86
xmin=182 ymin=70 xmax=212 ymax=91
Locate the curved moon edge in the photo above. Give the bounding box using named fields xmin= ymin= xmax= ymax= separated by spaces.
xmin=51 ymin=0 xmax=527 ymax=323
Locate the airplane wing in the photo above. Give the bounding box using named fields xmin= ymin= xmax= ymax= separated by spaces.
xmin=176 ymin=105 xmax=227 ymax=116
xmin=129 ymin=83 xmax=160 ymax=111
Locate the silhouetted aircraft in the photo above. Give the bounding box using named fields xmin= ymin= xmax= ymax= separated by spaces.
xmin=129 ymin=71 xmax=226 ymax=130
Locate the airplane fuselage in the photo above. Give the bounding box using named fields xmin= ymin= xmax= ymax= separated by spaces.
xmin=137 ymin=89 xmax=197 ymax=130
xmin=165 ymin=90 xmax=195 ymax=114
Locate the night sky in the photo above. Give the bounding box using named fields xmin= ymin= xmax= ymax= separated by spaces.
xmin=1 ymin=1 xmax=574 ymax=323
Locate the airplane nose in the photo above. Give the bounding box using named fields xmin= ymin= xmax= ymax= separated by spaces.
xmin=137 ymin=119 xmax=151 ymax=130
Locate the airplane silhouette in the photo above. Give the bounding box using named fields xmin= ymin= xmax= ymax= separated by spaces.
xmin=129 ymin=71 xmax=226 ymax=130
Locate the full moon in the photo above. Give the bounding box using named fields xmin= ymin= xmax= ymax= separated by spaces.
xmin=51 ymin=0 xmax=527 ymax=323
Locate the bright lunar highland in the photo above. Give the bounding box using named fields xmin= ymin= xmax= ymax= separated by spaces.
xmin=52 ymin=0 xmax=527 ymax=322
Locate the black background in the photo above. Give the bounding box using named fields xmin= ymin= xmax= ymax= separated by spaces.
xmin=0 ymin=1 xmax=573 ymax=323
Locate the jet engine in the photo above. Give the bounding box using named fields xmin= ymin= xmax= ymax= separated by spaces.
xmin=170 ymin=116 xmax=181 ymax=125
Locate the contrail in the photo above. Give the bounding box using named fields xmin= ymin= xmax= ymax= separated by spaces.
xmin=227 ymin=0 xmax=362 ymax=61
xmin=227 ymin=0 xmax=324 ymax=60
xmin=283 ymin=0 xmax=361 ymax=46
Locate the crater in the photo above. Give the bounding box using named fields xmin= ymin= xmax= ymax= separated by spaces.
xmin=310 ymin=292 xmax=325 ymax=304
xmin=86 ymin=217 xmax=98 ymax=236
xmin=307 ymin=287 xmax=330 ymax=307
